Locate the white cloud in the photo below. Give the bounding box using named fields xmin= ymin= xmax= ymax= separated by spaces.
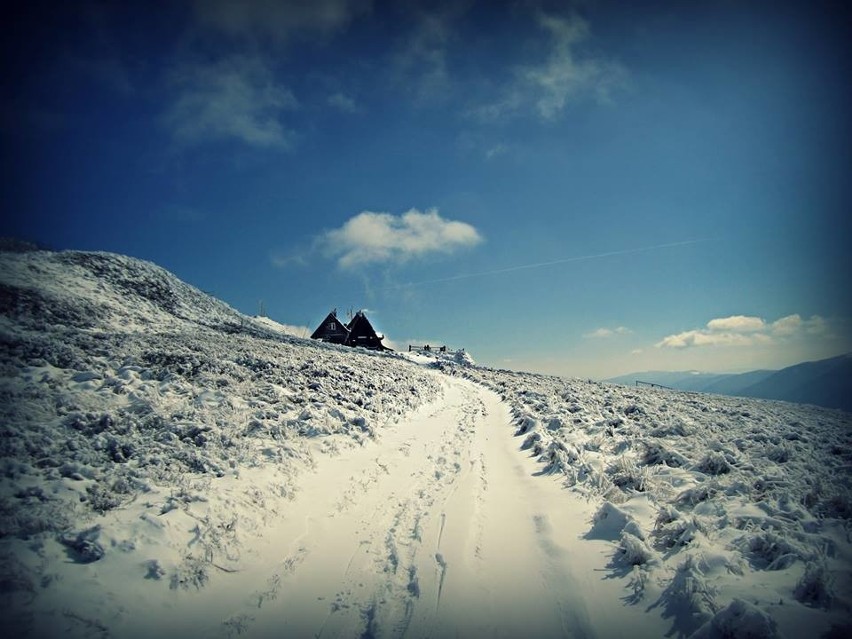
xmin=523 ymin=13 xmax=625 ymax=119
xmin=192 ymin=0 xmax=370 ymax=44
xmin=320 ymin=208 xmax=482 ymax=269
xmin=656 ymin=313 xmax=834 ymax=350
xmin=472 ymin=11 xmax=625 ymax=122
xmin=269 ymin=250 xmax=307 ymax=268
xmin=328 ymin=92 xmax=360 ymax=113
xmin=770 ymin=314 xmax=830 ymax=337
xmin=803 ymin=315 xmax=829 ymax=335
xmin=656 ymin=330 xmax=756 ymax=349
xmin=770 ymin=314 xmax=801 ymax=337
xmin=484 ymin=143 xmax=507 ymax=160
xmin=585 ymin=326 xmax=632 ymax=339
xmin=165 ymin=55 xmax=297 ymax=148
xmin=169 ymin=2 xmax=370 ymax=148
xmin=706 ymin=315 xmax=765 ymax=333
xmin=393 ymin=9 xmax=457 ymax=104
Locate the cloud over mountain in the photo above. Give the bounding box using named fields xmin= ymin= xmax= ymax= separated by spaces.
xmin=706 ymin=315 xmax=766 ymax=333
xmin=657 ymin=314 xmax=833 ymax=349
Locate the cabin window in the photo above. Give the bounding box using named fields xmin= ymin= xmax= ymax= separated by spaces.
xmin=329 ymin=322 xmax=336 ymax=330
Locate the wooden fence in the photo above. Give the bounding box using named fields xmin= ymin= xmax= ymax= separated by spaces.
xmin=635 ymin=380 xmax=674 ymax=390
xmin=408 ymin=345 xmax=464 ymax=354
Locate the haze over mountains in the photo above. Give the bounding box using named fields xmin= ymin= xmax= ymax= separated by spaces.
xmin=606 ymin=353 xmax=852 ymax=412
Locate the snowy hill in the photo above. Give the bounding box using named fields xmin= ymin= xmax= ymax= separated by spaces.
xmin=606 ymin=355 xmax=851 ymax=411
xmin=449 ymin=365 xmax=852 ymax=637
xmin=2 ymin=247 xmax=851 ymax=638
xmin=0 ymin=248 xmax=442 ymax=636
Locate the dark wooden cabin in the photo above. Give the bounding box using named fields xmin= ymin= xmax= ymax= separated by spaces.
xmin=310 ymin=310 xmax=350 ymax=344
xmin=345 ymin=311 xmax=388 ymax=350
xmin=310 ymin=309 xmax=389 ymax=351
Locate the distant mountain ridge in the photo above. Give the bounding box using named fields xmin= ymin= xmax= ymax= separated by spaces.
xmin=605 ymin=353 xmax=852 ymax=412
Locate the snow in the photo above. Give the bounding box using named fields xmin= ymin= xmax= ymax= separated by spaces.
xmin=447 ymin=365 xmax=852 ymax=637
xmin=2 ymin=248 xmax=851 ymax=638
xmin=249 ymin=315 xmax=311 ymax=339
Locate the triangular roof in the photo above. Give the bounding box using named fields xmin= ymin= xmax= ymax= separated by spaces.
xmin=345 ymin=311 xmax=388 ymax=350
xmin=310 ymin=309 xmax=390 ymax=350
xmin=310 ymin=310 xmax=350 ymax=342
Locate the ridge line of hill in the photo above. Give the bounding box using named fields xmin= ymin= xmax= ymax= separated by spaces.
xmin=605 ymin=353 xmax=851 ymax=412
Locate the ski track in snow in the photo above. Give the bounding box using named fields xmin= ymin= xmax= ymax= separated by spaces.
xmin=197 ymin=377 xmax=599 ymax=639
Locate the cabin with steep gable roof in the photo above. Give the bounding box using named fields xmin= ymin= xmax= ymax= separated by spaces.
xmin=310 ymin=310 xmax=351 ymax=345
xmin=310 ymin=309 xmax=389 ymax=351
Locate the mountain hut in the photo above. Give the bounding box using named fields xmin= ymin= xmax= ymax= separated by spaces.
xmin=310 ymin=309 xmax=389 ymax=351
xmin=345 ymin=310 xmax=388 ymax=350
xmin=310 ymin=310 xmax=350 ymax=345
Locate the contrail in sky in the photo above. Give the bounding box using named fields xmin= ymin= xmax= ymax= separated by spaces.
xmin=389 ymin=238 xmax=712 ymax=289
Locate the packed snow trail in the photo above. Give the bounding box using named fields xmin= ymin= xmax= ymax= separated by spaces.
xmin=128 ymin=375 xmax=658 ymax=639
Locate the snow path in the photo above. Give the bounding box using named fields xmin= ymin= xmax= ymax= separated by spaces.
xmin=119 ymin=375 xmax=663 ymax=639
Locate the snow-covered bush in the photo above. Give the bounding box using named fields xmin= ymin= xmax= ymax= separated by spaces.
xmin=539 ymin=440 xmax=581 ymax=475
xmin=657 ymin=555 xmax=718 ymax=631
xmin=695 ymin=450 xmax=735 ymax=476
xmin=764 ymin=443 xmax=792 ymax=464
xmin=588 ymin=501 xmax=634 ymax=540
xmin=515 ymin=414 xmax=538 ymax=435
xmin=675 ymin=484 xmax=718 ymax=507
xmin=732 ymin=531 xmax=810 ymax=571
xmin=618 ymin=531 xmax=656 ymax=566
xmin=794 ymin=559 xmax=834 ymax=608
xmin=654 ymin=512 xmax=706 ymax=549
xmin=627 ymin=564 xmax=649 ymax=603
xmin=641 ymin=441 xmax=685 ymax=467
xmin=60 ymin=526 xmax=106 ymax=563
xmin=610 ymin=457 xmax=651 ymax=492
xmin=690 ymin=598 xmax=779 ymax=639
xmin=171 ymin=553 xmax=210 ymax=591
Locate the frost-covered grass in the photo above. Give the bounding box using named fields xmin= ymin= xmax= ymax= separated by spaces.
xmin=0 ymin=249 xmax=442 ymax=635
xmin=447 ymin=364 xmax=852 ymax=637
xmin=3 ymin=247 xmax=852 ymax=638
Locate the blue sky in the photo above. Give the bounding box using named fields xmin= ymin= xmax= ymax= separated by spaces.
xmin=3 ymin=0 xmax=850 ymax=378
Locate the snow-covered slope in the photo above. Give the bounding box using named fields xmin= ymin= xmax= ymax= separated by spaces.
xmin=0 ymin=249 xmax=442 ymax=636
xmin=2 ymin=247 xmax=851 ymax=638
xmin=444 ymin=363 xmax=852 ymax=638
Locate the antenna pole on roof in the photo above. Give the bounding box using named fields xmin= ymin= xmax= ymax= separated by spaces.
xmin=258 ymin=300 xmax=265 ymax=317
